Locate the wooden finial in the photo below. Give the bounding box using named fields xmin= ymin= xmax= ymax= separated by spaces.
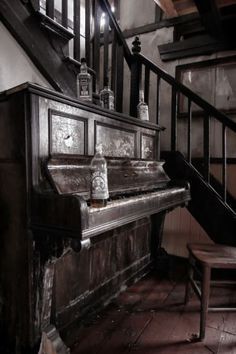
xmin=132 ymin=37 xmax=141 ymax=54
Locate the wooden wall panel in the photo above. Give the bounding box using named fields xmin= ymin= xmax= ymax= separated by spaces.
xmin=210 ymin=164 xmax=236 ymax=198
xmin=162 ymin=207 xmax=213 ymax=257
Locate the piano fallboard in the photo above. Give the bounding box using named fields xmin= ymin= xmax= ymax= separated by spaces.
xmin=45 ymin=156 xmax=171 ymax=199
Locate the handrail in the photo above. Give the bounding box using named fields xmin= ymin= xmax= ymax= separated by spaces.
xmin=136 ymin=53 xmax=236 ymax=133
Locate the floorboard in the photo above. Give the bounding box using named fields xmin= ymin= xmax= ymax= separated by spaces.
xmin=70 ymin=265 xmax=236 ymax=354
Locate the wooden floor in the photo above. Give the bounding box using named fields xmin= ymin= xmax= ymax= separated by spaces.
xmin=70 ymin=262 xmax=236 ymax=354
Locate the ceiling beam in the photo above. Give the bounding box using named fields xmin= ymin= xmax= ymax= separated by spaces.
xmin=158 ymin=34 xmax=231 ymax=61
xmin=153 ymin=0 xmax=178 ymax=17
xmin=193 ymin=0 xmax=223 ymax=38
xmin=173 ymin=0 xmax=198 ymax=16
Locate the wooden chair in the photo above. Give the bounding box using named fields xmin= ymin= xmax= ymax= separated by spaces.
xmin=185 ymin=243 xmax=236 ymax=340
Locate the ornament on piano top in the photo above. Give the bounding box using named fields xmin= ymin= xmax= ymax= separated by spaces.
xmin=90 ymin=144 xmax=109 ymax=208
xmin=137 ymin=89 xmax=149 ymax=121
xmin=100 ymin=76 xmax=115 ymax=111
xmin=77 ymin=57 xmax=92 ymax=102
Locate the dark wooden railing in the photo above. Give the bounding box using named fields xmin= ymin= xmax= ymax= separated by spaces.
xmin=131 ymin=47 xmax=236 ymax=208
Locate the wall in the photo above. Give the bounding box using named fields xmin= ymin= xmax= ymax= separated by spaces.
xmin=0 ymin=22 xmax=51 ymax=92
xmin=211 ymin=164 xmax=236 ymax=198
xmin=120 ymin=0 xmax=156 ymax=30
xmin=162 ymin=207 xmax=213 ymax=258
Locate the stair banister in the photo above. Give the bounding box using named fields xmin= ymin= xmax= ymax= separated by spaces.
xmin=134 ymin=53 xmax=236 ymax=132
xmin=133 ymin=51 xmax=236 ymax=208
xmin=97 ymin=11 xmax=235 ymax=207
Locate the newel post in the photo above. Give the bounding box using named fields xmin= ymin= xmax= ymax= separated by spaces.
xmin=130 ymin=37 xmax=142 ymax=117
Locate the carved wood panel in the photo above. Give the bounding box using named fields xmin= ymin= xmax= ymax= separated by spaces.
xmin=95 ymin=122 xmax=137 ymax=158
xmin=141 ymin=133 xmax=155 ymax=159
xmin=49 ymin=110 xmax=87 ymax=155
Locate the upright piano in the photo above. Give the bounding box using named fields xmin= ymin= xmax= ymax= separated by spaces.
xmin=0 ymin=83 xmax=190 ymax=353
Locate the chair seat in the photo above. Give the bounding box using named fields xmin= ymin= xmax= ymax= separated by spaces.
xmin=185 ymin=243 xmax=236 ymax=340
xmin=187 ymin=243 xmax=236 ymax=269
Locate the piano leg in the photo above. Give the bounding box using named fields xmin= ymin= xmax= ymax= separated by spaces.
xmin=38 ymin=261 xmax=70 ymax=354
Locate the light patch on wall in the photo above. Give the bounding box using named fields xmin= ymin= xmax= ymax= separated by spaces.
xmin=120 ymin=0 xmax=156 ymax=31
xmin=0 ymin=22 xmax=51 ymax=92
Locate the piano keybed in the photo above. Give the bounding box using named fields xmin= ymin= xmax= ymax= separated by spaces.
xmin=82 ymin=185 xmax=190 ymax=239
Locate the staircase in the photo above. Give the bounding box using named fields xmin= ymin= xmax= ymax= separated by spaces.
xmin=162 ymin=151 xmax=236 ymax=245
xmin=1 ymin=0 xmax=236 ymax=246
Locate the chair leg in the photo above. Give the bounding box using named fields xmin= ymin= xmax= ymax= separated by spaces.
xmin=185 ymin=255 xmax=194 ymax=304
xmin=200 ymin=265 xmax=211 ymax=341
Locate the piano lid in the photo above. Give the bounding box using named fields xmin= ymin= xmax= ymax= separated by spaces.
xmin=45 ymin=156 xmax=170 ymax=200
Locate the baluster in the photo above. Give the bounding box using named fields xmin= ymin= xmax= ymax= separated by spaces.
xmin=110 ymin=21 xmax=124 ymax=111
xmin=74 ymin=0 xmax=80 ymax=61
xmin=203 ymin=114 xmax=210 ymax=183
xmin=156 ymin=76 xmax=160 ymax=125
xmin=46 ymin=0 xmax=54 ymax=19
xmin=85 ymin=0 xmax=91 ymax=66
xmin=222 ymin=124 xmax=227 ymax=203
xmin=111 ymin=30 xmax=117 ymax=94
xmin=111 ymin=30 xmax=124 ymax=112
xmin=156 ymin=76 xmax=161 ymax=159
xmin=62 ymin=0 xmax=68 ymax=28
xmin=93 ymin=0 xmax=101 ymax=92
xmin=187 ymin=99 xmax=192 ymax=163
xmin=144 ymin=66 xmax=150 ymax=106
xmin=171 ymin=87 xmax=178 ymax=151
xmin=130 ymin=37 xmax=142 ymax=117
xmin=116 ymin=44 xmax=124 ymax=112
xmin=103 ymin=13 xmax=109 ymax=87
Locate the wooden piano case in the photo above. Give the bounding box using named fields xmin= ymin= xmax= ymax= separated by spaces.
xmin=0 ymin=83 xmax=190 ymax=353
